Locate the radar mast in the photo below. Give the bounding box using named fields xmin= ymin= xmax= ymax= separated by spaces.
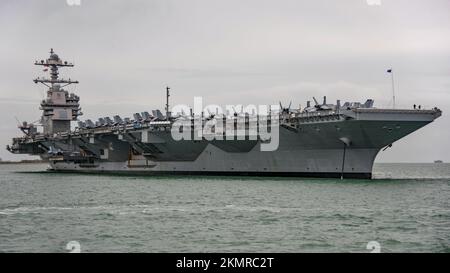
xmin=34 ymin=49 xmax=82 ymax=134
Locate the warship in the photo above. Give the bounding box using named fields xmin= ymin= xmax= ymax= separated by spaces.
xmin=7 ymin=49 xmax=442 ymax=179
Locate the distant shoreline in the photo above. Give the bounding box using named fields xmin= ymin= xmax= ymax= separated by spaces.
xmin=0 ymin=160 xmax=47 ymax=165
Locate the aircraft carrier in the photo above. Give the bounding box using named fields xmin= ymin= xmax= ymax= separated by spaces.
xmin=6 ymin=49 xmax=442 ymax=179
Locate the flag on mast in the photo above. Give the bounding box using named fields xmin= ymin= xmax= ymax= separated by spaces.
xmin=387 ymin=68 xmax=395 ymax=108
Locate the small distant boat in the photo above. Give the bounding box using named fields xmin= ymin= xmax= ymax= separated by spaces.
xmin=434 ymin=160 xmax=444 ymax=163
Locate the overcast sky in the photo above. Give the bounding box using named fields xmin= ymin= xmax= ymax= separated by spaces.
xmin=0 ymin=0 xmax=449 ymax=162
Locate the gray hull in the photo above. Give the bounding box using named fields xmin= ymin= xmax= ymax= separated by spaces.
xmin=48 ymin=147 xmax=377 ymax=179
xmin=46 ymin=115 xmax=437 ymax=179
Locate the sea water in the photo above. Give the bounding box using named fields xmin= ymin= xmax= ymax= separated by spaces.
xmin=0 ymin=163 xmax=449 ymax=252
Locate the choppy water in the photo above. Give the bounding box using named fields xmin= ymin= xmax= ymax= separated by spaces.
xmin=0 ymin=163 xmax=449 ymax=253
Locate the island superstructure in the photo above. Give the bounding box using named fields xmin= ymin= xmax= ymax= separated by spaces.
xmin=7 ymin=49 xmax=442 ymax=179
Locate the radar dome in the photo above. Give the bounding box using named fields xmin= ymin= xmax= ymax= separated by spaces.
xmin=50 ymin=53 xmax=59 ymax=60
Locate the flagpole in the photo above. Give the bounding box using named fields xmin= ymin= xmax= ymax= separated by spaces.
xmin=391 ymin=70 xmax=395 ymax=109
xmin=388 ymin=69 xmax=396 ymax=109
